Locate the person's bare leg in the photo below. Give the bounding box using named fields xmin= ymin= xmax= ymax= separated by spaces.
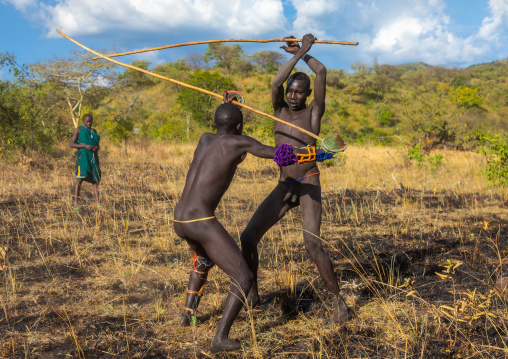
xmin=73 ymin=179 xmax=83 ymax=207
xmin=241 ymin=183 xmax=296 ymax=307
xmin=180 ymin=254 xmax=214 ymax=326
xmin=92 ymin=182 xmax=100 ymax=206
xmin=299 ymin=180 xmax=352 ymax=323
xmin=177 ymin=220 xmax=254 ymax=353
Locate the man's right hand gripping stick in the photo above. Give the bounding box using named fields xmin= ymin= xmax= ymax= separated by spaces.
xmin=274 ymin=144 xmax=335 ymax=166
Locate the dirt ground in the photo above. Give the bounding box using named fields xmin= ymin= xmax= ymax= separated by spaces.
xmin=0 ymin=144 xmax=507 ymax=358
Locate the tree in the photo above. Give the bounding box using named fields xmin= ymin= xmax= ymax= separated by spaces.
xmin=371 ymin=62 xmax=402 ymax=100
xmin=250 ymin=51 xmax=286 ymax=72
xmin=0 ymin=53 xmax=62 ymax=153
xmin=402 ymin=69 xmax=426 ymax=88
xmin=344 ymin=61 xmax=373 ymax=99
xmin=479 ymin=133 xmax=508 ymax=187
xmin=449 ymin=86 xmax=483 ymax=108
xmin=98 ymin=63 xmax=153 ymax=153
xmin=403 ymin=89 xmax=461 ymax=152
xmin=177 ymin=70 xmax=236 ymax=127
xmin=146 ymin=106 xmax=189 ymax=141
xmin=29 ymin=51 xmax=116 ymax=128
xmin=152 ymin=60 xmax=189 ymax=91
xmin=327 ymin=69 xmax=347 ymax=89
xmin=204 ymin=43 xmax=246 ymax=75
xmin=98 ymin=91 xmax=142 ymax=154
xmin=115 ymin=60 xmax=154 ymax=88
xmin=186 ymin=53 xmax=205 ymax=70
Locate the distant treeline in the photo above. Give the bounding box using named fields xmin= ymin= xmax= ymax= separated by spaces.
xmin=1 ymin=44 xmax=507 ymax=156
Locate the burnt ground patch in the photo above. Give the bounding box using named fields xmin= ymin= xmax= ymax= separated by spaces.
xmin=1 ymin=153 xmax=507 ymax=358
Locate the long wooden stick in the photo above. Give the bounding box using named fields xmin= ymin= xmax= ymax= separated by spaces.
xmin=92 ymin=38 xmax=359 ymax=60
xmin=57 ymin=30 xmax=323 ymax=142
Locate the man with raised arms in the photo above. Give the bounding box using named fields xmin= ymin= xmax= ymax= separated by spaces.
xmin=240 ymin=34 xmax=352 ymax=323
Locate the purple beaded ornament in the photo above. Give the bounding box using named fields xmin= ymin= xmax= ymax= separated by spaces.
xmin=274 ymin=144 xmax=297 ymax=166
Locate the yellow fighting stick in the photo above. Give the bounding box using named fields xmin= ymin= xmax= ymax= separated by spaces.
xmin=92 ymin=38 xmax=359 ymax=61
xmin=57 ymin=30 xmax=347 ymax=153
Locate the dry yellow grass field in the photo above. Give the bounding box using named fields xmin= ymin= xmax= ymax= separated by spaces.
xmin=0 ymin=143 xmax=507 ymax=358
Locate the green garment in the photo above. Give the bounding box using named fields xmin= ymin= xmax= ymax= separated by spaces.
xmin=75 ymin=126 xmax=101 ymax=183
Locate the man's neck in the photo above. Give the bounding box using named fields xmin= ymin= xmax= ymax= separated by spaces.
xmin=216 ymin=129 xmax=237 ymax=135
xmin=289 ymin=105 xmax=307 ymax=114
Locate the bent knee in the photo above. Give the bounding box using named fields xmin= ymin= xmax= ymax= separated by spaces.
xmin=304 ymin=241 xmax=326 ymax=258
xmin=241 ymin=270 xmax=254 ymax=288
xmin=234 ymin=270 xmax=254 ymax=293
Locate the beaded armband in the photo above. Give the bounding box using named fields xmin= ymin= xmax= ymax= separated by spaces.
xmin=296 ymin=146 xmax=334 ymax=164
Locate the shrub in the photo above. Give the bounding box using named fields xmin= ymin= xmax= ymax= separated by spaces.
xmin=374 ymin=103 xmax=396 ymax=127
xmin=329 ymin=99 xmax=349 ymax=117
xmin=408 ymin=145 xmax=444 ymax=171
xmin=408 ymin=144 xmax=426 ymax=165
xmin=427 ymin=154 xmax=444 ymax=171
xmin=478 ymin=133 xmax=508 ymax=187
xmin=450 ymin=86 xmax=483 ymax=108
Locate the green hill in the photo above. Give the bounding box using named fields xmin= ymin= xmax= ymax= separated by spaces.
xmin=396 ymin=62 xmax=431 ymax=72
xmin=1 ymin=48 xmax=507 ymax=154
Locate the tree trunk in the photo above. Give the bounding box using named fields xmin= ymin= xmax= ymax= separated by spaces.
xmin=185 ymin=113 xmax=191 ymax=140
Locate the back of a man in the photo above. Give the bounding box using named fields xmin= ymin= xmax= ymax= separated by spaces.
xmin=174 ymin=132 xmax=247 ymax=220
xmin=174 ymin=102 xmax=293 ymax=353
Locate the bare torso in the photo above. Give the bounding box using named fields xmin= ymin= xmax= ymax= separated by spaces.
xmin=274 ymin=102 xmax=319 ymax=181
xmin=174 ymin=133 xmax=246 ymax=221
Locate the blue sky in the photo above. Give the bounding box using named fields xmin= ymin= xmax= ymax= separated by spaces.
xmin=1 ymin=0 xmax=507 ymax=80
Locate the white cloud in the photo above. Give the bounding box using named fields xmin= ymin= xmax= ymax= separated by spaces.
xmin=3 ymin=0 xmax=37 ymax=12
xmin=290 ymin=0 xmax=341 ymax=37
xmin=32 ymin=0 xmax=285 ymax=38
xmin=478 ymin=0 xmax=508 ymax=39
xmin=371 ymin=18 xmax=424 ymax=51
xmin=353 ymin=0 xmax=498 ymax=65
xmin=3 ymin=0 xmax=507 ymax=69
xmin=93 ymin=74 xmax=111 ymax=87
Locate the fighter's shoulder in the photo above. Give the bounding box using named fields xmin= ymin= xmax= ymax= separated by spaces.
xmin=308 ymin=100 xmax=324 ymax=117
xmin=217 ymin=134 xmax=254 ymax=153
xmin=220 ymin=133 xmax=244 ymax=146
xmin=191 ymin=134 xmax=216 ymax=160
xmin=198 ymin=132 xmax=214 ymax=143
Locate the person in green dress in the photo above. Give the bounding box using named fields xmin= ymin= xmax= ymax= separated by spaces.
xmin=70 ymin=114 xmax=101 ymax=209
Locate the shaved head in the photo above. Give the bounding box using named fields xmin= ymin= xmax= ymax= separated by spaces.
xmin=214 ymin=103 xmax=243 ymax=132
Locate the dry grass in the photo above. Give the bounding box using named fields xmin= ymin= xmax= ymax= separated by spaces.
xmin=0 ymin=143 xmax=507 ymax=358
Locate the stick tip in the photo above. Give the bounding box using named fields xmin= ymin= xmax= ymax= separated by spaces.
xmin=335 ymin=133 xmax=346 ymax=147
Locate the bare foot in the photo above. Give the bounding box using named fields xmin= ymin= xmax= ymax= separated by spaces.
xmin=210 ymin=337 xmax=241 ymax=354
xmin=333 ymin=295 xmax=353 ymax=324
xmin=246 ymin=284 xmax=259 ymax=309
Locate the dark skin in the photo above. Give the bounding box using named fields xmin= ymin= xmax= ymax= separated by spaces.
xmin=179 ymin=93 xmax=321 ymax=329
xmin=173 ymin=99 xmax=279 ymax=354
xmin=70 ymin=114 xmax=100 ymax=207
xmin=240 ymin=34 xmax=352 ymax=323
